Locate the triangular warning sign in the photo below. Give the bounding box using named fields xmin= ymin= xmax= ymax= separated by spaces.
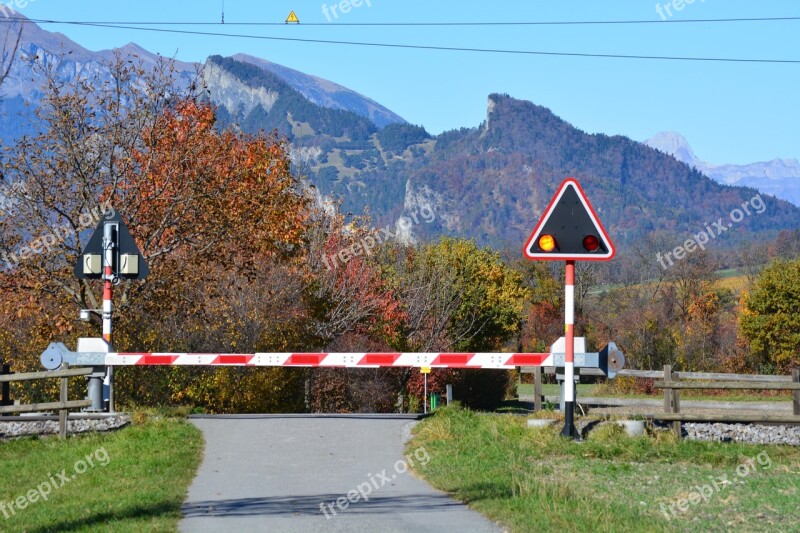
xmin=523 ymin=178 xmax=615 ymax=261
xmin=286 ymin=11 xmax=300 ymax=24
xmin=74 ymin=209 xmax=150 ymax=280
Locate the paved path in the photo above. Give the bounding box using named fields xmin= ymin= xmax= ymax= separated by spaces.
xmin=180 ymin=414 xmax=502 ymax=533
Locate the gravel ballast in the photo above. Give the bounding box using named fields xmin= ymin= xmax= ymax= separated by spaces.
xmin=0 ymin=415 xmax=130 ymax=439
xmin=683 ymin=422 xmax=800 ymax=446
xmin=587 ymin=403 xmax=800 ymax=445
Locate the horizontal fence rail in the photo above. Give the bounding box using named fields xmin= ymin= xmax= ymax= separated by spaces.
xmin=0 ymin=367 xmax=94 ymax=382
xmin=0 ymin=400 xmax=92 ymax=415
xmin=656 ymin=365 xmax=800 ymax=437
xmin=521 ymin=364 xmax=800 ymax=422
xmin=654 ymin=381 xmax=800 ymax=391
xmin=533 ymin=367 xmax=793 ymax=382
xmin=0 ymin=365 xmax=93 ymax=438
xmin=653 ymin=413 xmax=800 ymax=424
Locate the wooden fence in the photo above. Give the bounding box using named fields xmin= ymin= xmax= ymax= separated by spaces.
xmin=0 ymin=364 xmax=93 ymax=438
xmin=655 ymin=365 xmax=800 ymax=437
xmin=521 ymin=366 xmax=800 ymax=411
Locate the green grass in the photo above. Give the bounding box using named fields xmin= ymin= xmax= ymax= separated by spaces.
xmin=0 ymin=414 xmax=203 ymax=532
xmin=409 ymin=406 xmax=800 ymax=532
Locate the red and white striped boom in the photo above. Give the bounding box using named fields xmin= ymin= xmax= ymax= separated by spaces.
xmin=41 ymin=339 xmax=623 ymax=375
xmin=106 ymin=352 xmax=553 ymax=369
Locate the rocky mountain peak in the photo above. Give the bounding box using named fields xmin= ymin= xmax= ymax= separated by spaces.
xmin=644 ymin=131 xmax=700 ymax=167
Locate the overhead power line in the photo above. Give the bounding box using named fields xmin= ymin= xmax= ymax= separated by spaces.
xmin=3 ymin=16 xmax=800 ymax=26
xmin=7 ymin=18 xmax=800 ymax=64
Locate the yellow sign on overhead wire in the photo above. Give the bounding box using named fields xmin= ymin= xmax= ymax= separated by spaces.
xmin=286 ymin=11 xmax=300 ymax=24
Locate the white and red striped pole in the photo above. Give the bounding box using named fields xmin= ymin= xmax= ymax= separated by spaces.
xmin=102 ymin=222 xmax=116 ymax=412
xmin=561 ymin=260 xmax=577 ymax=438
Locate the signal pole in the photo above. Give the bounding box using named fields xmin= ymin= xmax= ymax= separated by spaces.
xmin=523 ymin=178 xmax=615 ymax=439
xmin=102 ymin=222 xmax=117 ymax=412
xmin=74 ymin=210 xmax=150 ymax=413
xmin=561 ymin=260 xmax=577 ymax=438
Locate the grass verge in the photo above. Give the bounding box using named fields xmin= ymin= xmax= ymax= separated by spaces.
xmin=409 ymin=406 xmax=800 ymax=532
xmin=0 ymin=413 xmax=203 ymax=533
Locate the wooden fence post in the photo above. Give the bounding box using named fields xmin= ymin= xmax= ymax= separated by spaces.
xmin=663 ymin=365 xmax=672 ymax=415
xmin=793 ymin=368 xmax=799 ymax=417
xmin=59 ymin=363 xmax=69 ymax=439
xmin=533 ymin=366 xmax=543 ymax=412
xmin=1 ymin=364 xmax=11 ymax=407
xmin=663 ymin=365 xmax=682 ymax=438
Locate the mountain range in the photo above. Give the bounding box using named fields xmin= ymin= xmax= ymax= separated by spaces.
xmin=645 ymin=132 xmax=800 ymax=207
xmin=2 ymin=16 xmax=800 ymax=256
xmin=0 ymin=16 xmax=401 ymax=143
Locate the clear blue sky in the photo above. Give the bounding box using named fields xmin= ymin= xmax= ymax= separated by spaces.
xmin=16 ymin=0 xmax=800 ymax=165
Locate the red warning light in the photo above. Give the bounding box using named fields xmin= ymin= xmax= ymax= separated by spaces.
xmin=582 ymin=235 xmax=600 ymax=252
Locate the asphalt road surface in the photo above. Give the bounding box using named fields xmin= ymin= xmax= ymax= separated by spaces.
xmin=180 ymin=414 xmax=502 ymax=533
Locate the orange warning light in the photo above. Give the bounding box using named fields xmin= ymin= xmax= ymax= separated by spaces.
xmin=538 ymin=234 xmax=557 ymax=252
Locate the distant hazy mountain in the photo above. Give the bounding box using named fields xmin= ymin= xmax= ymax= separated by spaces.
xmin=0 ymin=16 xmax=403 ymax=146
xmin=0 ymin=16 xmax=197 ymax=145
xmin=645 ymin=131 xmax=800 ymax=206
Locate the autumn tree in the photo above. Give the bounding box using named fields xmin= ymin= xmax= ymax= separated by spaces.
xmin=1 ymin=54 xmax=191 ymax=317
xmin=389 ymin=238 xmax=528 ymax=352
xmin=1 ymin=54 xmax=180 ymax=387
xmin=515 ymin=260 xmax=562 ymax=353
xmin=664 ymin=250 xmax=723 ymax=369
xmin=387 ymin=238 xmax=530 ymax=410
xmin=0 ymin=52 xmax=315 ymax=411
xmin=304 ymin=211 xmax=405 ymax=412
xmin=95 ymin=87 xmax=312 ymax=412
xmin=739 ymin=258 xmax=800 ymax=372
xmin=584 ymin=235 xmax=677 ymax=371
xmin=305 ymin=211 xmax=402 ymax=348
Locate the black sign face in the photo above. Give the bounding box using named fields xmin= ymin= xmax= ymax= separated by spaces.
xmin=524 ymin=178 xmax=615 ymax=261
xmin=74 ymin=209 xmax=150 ymax=280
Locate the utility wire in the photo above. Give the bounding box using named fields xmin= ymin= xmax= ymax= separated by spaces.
xmin=18 ymin=19 xmax=799 ymax=64
xmin=3 ymin=16 xmax=800 ymax=26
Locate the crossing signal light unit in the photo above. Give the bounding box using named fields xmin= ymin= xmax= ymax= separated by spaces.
xmin=74 ymin=210 xmax=150 ymax=280
xmin=524 ymin=178 xmax=615 ymax=261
